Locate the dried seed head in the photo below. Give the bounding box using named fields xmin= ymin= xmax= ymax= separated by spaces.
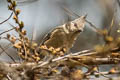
xmin=111 ymin=53 xmax=120 ymax=57
xmin=63 ymin=48 xmax=67 ymax=52
xmin=8 ymin=5 xmax=13 ymax=10
xmin=35 ymin=57 xmax=40 ymax=61
xmin=13 ymin=15 xmax=17 ymax=20
xmin=12 ymin=1 xmax=17 ymax=7
xmin=13 ymin=42 xmax=22 ymax=49
xmin=15 ymin=27 xmax=19 ymax=31
xmin=25 ymin=43 xmax=29 ymax=47
xmin=31 ymin=42 xmax=38 ymax=49
xmin=7 ymin=34 xmax=10 ymax=39
xmin=27 ymin=58 xmax=34 ymax=62
xmin=18 ymin=52 xmax=25 ymax=59
xmin=19 ymin=54 xmax=25 ymax=59
xmin=55 ymin=48 xmax=60 ymax=52
xmin=19 ymin=21 xmax=24 ymax=29
xmin=35 ymin=52 xmax=39 ymax=56
xmin=94 ymin=45 xmax=104 ymax=53
xmin=16 ymin=9 xmax=21 ymax=15
xmin=101 ymin=29 xmax=108 ymax=35
xmin=52 ymin=69 xmax=58 ymax=73
xmin=18 ymin=52 xmax=23 ymax=55
xmin=11 ymin=36 xmax=16 ymax=43
xmin=52 ymin=50 xmax=57 ymax=54
xmin=59 ymin=51 xmax=64 ymax=56
xmin=13 ymin=15 xmax=18 ymax=23
xmin=22 ymin=30 xmax=27 ymax=35
xmin=32 ymin=55 xmax=36 ymax=59
xmin=25 ymin=37 xmax=29 ymax=42
xmin=109 ymin=68 xmax=116 ymax=74
xmin=116 ymin=37 xmax=120 ymax=44
xmin=71 ymin=70 xmax=83 ymax=80
xmin=93 ymin=67 xmax=98 ymax=72
xmin=105 ymin=36 xmax=113 ymax=42
xmin=48 ymin=47 xmax=54 ymax=51
xmin=26 ymin=49 xmax=30 ymax=54
xmin=40 ymin=45 xmax=48 ymax=50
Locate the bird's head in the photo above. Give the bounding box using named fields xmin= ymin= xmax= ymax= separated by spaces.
xmin=69 ymin=15 xmax=86 ymax=33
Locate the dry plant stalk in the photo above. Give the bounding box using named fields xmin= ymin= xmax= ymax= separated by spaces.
xmin=0 ymin=0 xmax=120 ymax=80
xmin=6 ymin=0 xmax=41 ymax=62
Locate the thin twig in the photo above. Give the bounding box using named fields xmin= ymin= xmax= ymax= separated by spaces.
xmin=108 ymin=17 xmax=114 ymax=36
xmin=0 ymin=12 xmax=13 ymax=25
xmin=6 ymin=74 xmax=13 ymax=80
xmin=117 ymin=0 xmax=120 ymax=8
xmin=63 ymin=7 xmax=101 ymax=34
xmin=86 ymin=71 xmax=120 ymax=78
xmin=32 ymin=50 xmax=116 ymax=70
xmin=0 ymin=44 xmax=16 ymax=62
xmin=0 ymin=43 xmax=12 ymax=55
xmin=21 ymin=38 xmax=27 ymax=60
xmin=9 ymin=24 xmax=28 ymax=60
xmin=0 ymin=27 xmax=15 ymax=35
xmin=96 ymin=71 xmax=111 ymax=79
xmin=85 ymin=20 xmax=102 ymax=34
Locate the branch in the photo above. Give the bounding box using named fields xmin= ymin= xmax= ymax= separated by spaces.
xmin=1 ymin=49 xmax=118 ymax=69
xmin=0 ymin=27 xmax=15 ymax=35
xmin=0 ymin=12 xmax=13 ymax=25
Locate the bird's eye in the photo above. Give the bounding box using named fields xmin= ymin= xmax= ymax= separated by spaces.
xmin=74 ymin=23 xmax=77 ymax=27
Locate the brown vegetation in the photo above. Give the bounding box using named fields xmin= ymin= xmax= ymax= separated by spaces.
xmin=0 ymin=0 xmax=120 ymax=80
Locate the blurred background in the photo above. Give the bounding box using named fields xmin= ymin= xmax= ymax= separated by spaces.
xmin=1 ymin=0 xmax=120 ymax=79
xmin=0 ymin=0 xmax=119 ymax=61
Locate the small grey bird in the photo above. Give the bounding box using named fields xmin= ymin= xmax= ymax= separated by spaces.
xmin=38 ymin=15 xmax=86 ymax=60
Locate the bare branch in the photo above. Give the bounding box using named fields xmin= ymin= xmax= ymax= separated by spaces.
xmin=0 ymin=45 xmax=16 ymax=62
xmin=0 ymin=12 xmax=13 ymax=25
xmin=0 ymin=27 xmax=15 ymax=35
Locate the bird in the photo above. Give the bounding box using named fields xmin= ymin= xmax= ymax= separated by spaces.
xmin=38 ymin=15 xmax=86 ymax=60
